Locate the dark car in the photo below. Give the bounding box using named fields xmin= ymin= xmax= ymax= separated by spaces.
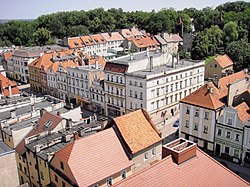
xmin=173 ymin=119 xmax=179 ymax=127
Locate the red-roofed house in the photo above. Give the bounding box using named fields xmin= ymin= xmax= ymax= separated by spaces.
xmin=110 ymin=109 xmax=162 ymax=172
xmin=0 ymin=73 xmax=20 ymax=97
xmin=180 ymin=70 xmax=249 ymax=153
xmin=205 ymin=54 xmax=234 ymax=79
xmin=114 ymin=138 xmax=249 ymax=187
xmin=49 ymin=128 xmax=133 ymax=187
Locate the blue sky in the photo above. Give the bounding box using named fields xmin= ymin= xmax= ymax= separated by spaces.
xmin=0 ymin=0 xmax=244 ymax=19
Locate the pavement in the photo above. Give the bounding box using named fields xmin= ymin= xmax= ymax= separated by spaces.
xmin=212 ymin=156 xmax=250 ymax=182
xmin=156 ymin=113 xmax=179 ymax=144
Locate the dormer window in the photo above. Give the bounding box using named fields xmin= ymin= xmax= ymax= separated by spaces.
xmin=227 ymin=118 xmax=233 ymax=126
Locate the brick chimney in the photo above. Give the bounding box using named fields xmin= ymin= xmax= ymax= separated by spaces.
xmin=162 ymin=138 xmax=197 ymax=165
xmin=73 ymin=131 xmax=79 ymax=140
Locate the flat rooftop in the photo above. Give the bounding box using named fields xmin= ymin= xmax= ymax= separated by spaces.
xmin=0 ymin=139 xmax=13 ymax=156
xmin=127 ymin=59 xmax=201 ymax=78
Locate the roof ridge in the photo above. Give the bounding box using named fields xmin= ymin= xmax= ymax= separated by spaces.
xmin=197 ymin=148 xmax=250 ymax=185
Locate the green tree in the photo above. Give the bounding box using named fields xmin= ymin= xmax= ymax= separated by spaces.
xmin=191 ymin=26 xmax=223 ymax=59
xmin=223 ymin=21 xmax=238 ymax=45
xmin=33 ymin=28 xmax=53 ymax=46
xmin=226 ymin=39 xmax=250 ymax=71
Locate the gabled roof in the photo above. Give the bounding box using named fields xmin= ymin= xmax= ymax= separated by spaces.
xmin=80 ymin=35 xmax=96 ymax=46
xmin=120 ymin=29 xmax=134 ymax=39
xmin=0 ymin=74 xmax=20 ymax=96
xmin=213 ymin=54 xmax=234 ymax=68
xmin=181 ymin=71 xmax=249 ymax=110
xmin=130 ymin=36 xmax=159 ymax=49
xmin=68 ymin=37 xmax=85 ymax=49
xmin=53 ymin=128 xmax=133 ymax=187
xmin=101 ymin=32 xmax=124 ymax=41
xmin=162 ymin=33 xmax=183 ymax=43
xmin=90 ymin=34 xmax=106 ymax=44
xmin=181 ymin=82 xmax=224 ymax=110
xmin=113 ymin=109 xmax=162 ymax=154
xmin=16 ymin=111 xmax=62 ymax=155
xmin=234 ymin=102 xmax=250 ymax=123
xmin=114 ymin=148 xmax=249 ymax=187
xmin=218 ymin=70 xmax=248 ymax=97
xmin=2 ymin=52 xmax=13 ymax=60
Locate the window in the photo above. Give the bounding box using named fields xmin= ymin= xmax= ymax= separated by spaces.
xmin=140 ymin=92 xmax=143 ymax=100
xmin=121 ymin=170 xmax=127 ymax=179
xmin=106 ymin=177 xmax=113 ymax=186
xmin=116 ymin=76 xmax=119 ymax=83
xmin=152 ymin=148 xmax=156 ymax=156
xmin=135 ymin=91 xmax=137 ymax=98
xmin=186 ymin=107 xmax=190 ymax=114
xmin=194 ymin=123 xmax=198 ymax=131
xmin=203 ymin=126 xmax=208 ymax=134
xmin=140 ymin=82 xmax=143 ymax=87
xmin=156 ymin=88 xmax=160 ymax=96
xmin=130 ymin=102 xmax=132 ymax=109
xmin=129 ymin=90 xmax=132 ymax=97
xmin=225 ymin=146 xmax=230 ymax=154
xmin=226 ymin=131 xmax=231 ymax=139
xmin=40 ymin=171 xmax=44 ymax=180
xmin=217 ymin=129 xmax=222 ymax=136
xmin=129 ymin=80 xmax=132 ymax=85
xmin=227 ymin=118 xmax=233 ymax=126
xmin=235 ymin=134 xmax=240 ymax=142
xmin=204 ymin=112 xmax=209 ymax=120
xmin=195 ymin=110 xmax=199 ymax=117
xmin=120 ymin=77 xmax=123 ymax=83
xmin=144 ymin=152 xmax=148 ymax=161
xmin=185 ymin=120 xmax=189 ymax=128
xmin=60 ymin=161 xmax=64 ymax=170
xmin=234 ymin=149 xmax=239 ymax=158
xmin=62 ymin=181 xmax=65 ymax=187
xmin=55 ymin=174 xmax=58 ymax=182
xmin=134 ymin=81 xmax=137 ymax=86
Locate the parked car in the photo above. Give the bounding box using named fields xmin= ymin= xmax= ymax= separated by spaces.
xmin=173 ymin=119 xmax=179 ymax=127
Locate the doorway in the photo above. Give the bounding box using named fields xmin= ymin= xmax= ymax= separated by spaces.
xmin=215 ymin=143 xmax=221 ymax=156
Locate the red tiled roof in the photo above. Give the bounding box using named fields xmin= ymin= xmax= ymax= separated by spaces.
xmin=234 ymin=102 xmax=250 ymax=123
xmin=181 ymin=82 xmax=224 ymax=110
xmin=130 ymin=36 xmax=159 ymax=49
xmin=101 ymin=32 xmax=124 ymax=41
xmin=214 ymin=54 xmax=234 ymax=68
xmin=114 ymin=148 xmax=249 ymax=187
xmin=0 ymin=74 xmax=20 ymax=96
xmin=80 ymin=35 xmax=96 ymax=46
xmin=15 ymin=111 xmax=62 ymax=155
xmin=2 ymin=52 xmax=13 ymax=60
xmin=104 ymin=62 xmax=128 ymax=73
xmin=113 ymin=109 xmax=162 ymax=154
xmin=68 ymin=37 xmax=85 ymax=49
xmin=181 ymin=71 xmax=249 ymax=110
xmin=52 ymin=128 xmax=133 ymax=187
xmin=90 ymin=34 xmax=106 ymax=44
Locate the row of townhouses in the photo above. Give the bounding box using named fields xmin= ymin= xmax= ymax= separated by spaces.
xmin=27 ymin=49 xmax=204 ymax=124
xmin=179 ymin=70 xmax=250 ymax=166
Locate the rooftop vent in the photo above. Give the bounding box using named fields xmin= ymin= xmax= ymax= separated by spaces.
xmin=162 ymin=138 xmax=197 ymax=165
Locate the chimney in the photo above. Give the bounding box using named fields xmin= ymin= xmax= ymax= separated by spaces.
xmin=171 ymin=55 xmax=175 ymax=68
xmin=213 ymin=75 xmax=219 ymax=88
xmin=40 ymin=109 xmax=47 ymax=117
xmin=95 ymin=60 xmax=99 ymax=69
xmin=208 ymin=87 xmax=213 ymax=94
xmin=8 ymin=84 xmax=12 ymax=97
xmin=73 ymin=131 xmax=79 ymax=140
xmin=57 ymin=111 xmax=60 ymax=116
xmin=149 ymin=56 xmax=153 ymax=72
xmin=10 ymin=109 xmax=16 ymax=119
xmin=39 ymin=53 xmax=44 ymax=57
xmin=162 ymin=138 xmax=197 ymax=165
xmin=130 ymin=54 xmax=134 ymax=61
xmin=108 ymin=32 xmax=112 ymax=37
xmin=66 ymin=118 xmax=72 ymax=130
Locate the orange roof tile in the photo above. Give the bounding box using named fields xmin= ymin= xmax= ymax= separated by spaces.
xmin=113 ymin=109 xmax=162 ymax=154
xmin=90 ymin=34 xmax=106 ymax=44
xmin=2 ymin=52 xmax=13 ymax=60
xmin=218 ymin=70 xmax=249 ymax=97
xmin=234 ymin=102 xmax=250 ymax=123
xmin=68 ymin=37 xmax=85 ymax=49
xmin=181 ymin=71 xmax=249 ymax=110
xmin=80 ymin=35 xmax=96 ymax=46
xmin=131 ymin=36 xmax=160 ymax=49
xmin=52 ymin=128 xmax=133 ymax=187
xmin=181 ymin=82 xmax=224 ymax=110
xmin=0 ymin=74 xmax=20 ymax=96
xmin=214 ymin=54 xmax=234 ymax=68
xmin=163 ymin=33 xmax=183 ymax=43
xmin=114 ymin=148 xmax=249 ymax=187
xmin=101 ymin=32 xmax=124 ymax=41
xmin=121 ymin=29 xmax=134 ymax=39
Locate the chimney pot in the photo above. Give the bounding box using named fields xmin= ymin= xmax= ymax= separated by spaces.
xmin=73 ymin=132 xmax=79 ymax=140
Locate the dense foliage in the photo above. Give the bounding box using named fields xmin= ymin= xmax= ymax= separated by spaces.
xmin=0 ymin=1 xmax=249 ymax=70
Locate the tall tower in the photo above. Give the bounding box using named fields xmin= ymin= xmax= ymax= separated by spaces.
xmin=176 ymin=16 xmax=184 ymax=37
